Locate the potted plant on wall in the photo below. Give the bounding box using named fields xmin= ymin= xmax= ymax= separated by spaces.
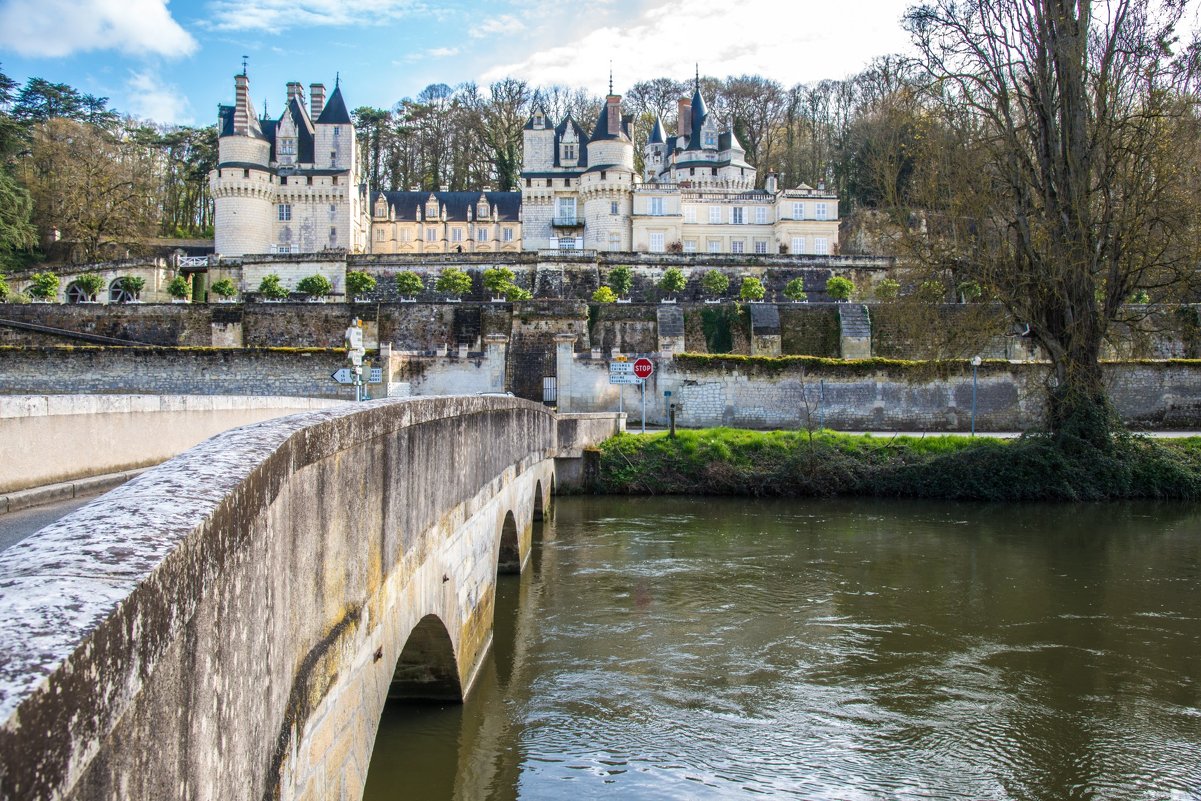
xmin=504 ymin=282 xmax=532 ymax=301
xmin=701 ymin=269 xmax=729 ymax=304
xmin=739 ymin=276 xmax=766 ymax=302
xmin=658 ymin=266 xmax=686 ymax=303
xmin=258 ymin=273 xmax=289 ymax=302
xmin=73 ymin=272 xmax=105 ymax=303
xmin=435 ymin=267 xmax=471 ymax=302
xmin=783 ymin=278 xmax=808 ymax=303
xmin=826 ymin=275 xmax=854 ymax=302
xmin=608 ymin=264 xmax=633 ymax=303
xmin=166 ymin=275 xmax=192 ymax=303
xmin=115 ymin=275 xmax=145 ymax=303
xmin=0 ymin=271 xmax=9 ymax=302
xmin=592 ymin=286 xmax=617 ymax=303
xmin=346 ymin=270 xmax=376 ymax=302
xmin=395 ymin=270 xmax=423 ymax=302
xmin=483 ymin=266 xmax=516 ymax=301
xmin=210 ymin=278 xmax=238 ymax=302
xmin=297 ymin=274 xmax=333 ymax=302
xmin=28 ymin=271 xmax=59 ymax=303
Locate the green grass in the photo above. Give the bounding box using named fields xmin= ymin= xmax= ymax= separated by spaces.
xmin=596 ymin=428 xmax=1201 ymax=501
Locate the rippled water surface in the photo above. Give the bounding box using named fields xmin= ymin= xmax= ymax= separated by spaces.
xmin=363 ymin=496 xmax=1201 ymax=800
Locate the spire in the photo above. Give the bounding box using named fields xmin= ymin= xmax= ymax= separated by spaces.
xmin=335 ymin=72 xmax=340 ymax=89
xmin=609 ymin=61 xmax=613 ymax=96
xmin=242 ymin=55 xmax=248 ymax=77
xmin=695 ymin=64 xmax=699 ymax=93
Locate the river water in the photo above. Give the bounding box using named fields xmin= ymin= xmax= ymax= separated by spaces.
xmin=363 ymin=496 xmax=1201 ymax=800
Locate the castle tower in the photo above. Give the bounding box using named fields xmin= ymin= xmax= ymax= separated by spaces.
xmin=580 ymin=92 xmax=635 ymax=252
xmin=644 ymin=115 xmax=666 ymax=183
xmin=210 ymin=71 xmax=275 ymax=257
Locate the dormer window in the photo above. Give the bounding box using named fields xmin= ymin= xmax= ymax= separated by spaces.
xmin=279 ymin=138 xmax=296 ymax=156
xmin=426 ymin=201 xmax=439 ymax=219
xmin=478 ymin=201 xmax=490 ymax=218
xmin=533 ymin=113 xmax=545 ymax=129
xmin=562 ymin=143 xmax=576 ymax=161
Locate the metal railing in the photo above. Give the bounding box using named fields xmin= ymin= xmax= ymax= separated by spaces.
xmin=551 ymin=217 xmax=583 ymax=227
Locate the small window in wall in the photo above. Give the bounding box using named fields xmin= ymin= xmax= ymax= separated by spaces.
xmin=333 ymin=126 xmax=340 ymax=137
xmin=243 ymin=168 xmax=250 ymax=178
xmin=755 ymin=206 xmax=768 ymax=224
xmin=791 ymin=236 xmax=804 ymax=253
xmin=376 ymin=228 xmax=385 ymax=241
xmin=477 ymin=227 xmax=490 ymax=241
xmin=816 ymin=202 xmax=828 ymax=220
xmin=278 ymin=203 xmax=292 ymax=221
xmin=608 ymin=231 xmax=620 ymax=251
xmin=280 ymin=177 xmax=288 ymax=186
xmin=731 ymin=207 xmax=745 ymax=225
xmin=503 ymin=227 xmax=514 ymax=242
xmin=649 ymin=232 xmax=665 ymax=253
xmin=650 ymin=196 xmax=664 ymax=216
xmin=709 ymin=206 xmax=721 ymax=224
xmin=754 ymin=240 xmax=768 ymax=254
xmin=708 ymin=239 xmax=721 ymax=253
xmin=307 ymin=176 xmax=313 ymax=186
xmin=711 ymin=167 xmax=718 ymax=175
xmin=526 ymin=178 xmax=532 ymax=187
xmin=565 ymin=178 xmax=571 ymax=187
xmin=547 ymin=179 xmax=553 ymax=187
xmin=684 ymin=206 xmax=696 ymax=224
xmin=815 ymin=237 xmax=829 ymax=254
xmin=683 ymin=240 xmax=696 ymax=253
xmin=600 ymin=170 xmax=607 ymax=179
xmin=277 ymin=245 xmax=291 ymax=254
xmin=332 ymin=176 xmax=338 ymax=185
xmin=330 ymin=226 xmax=337 ymax=241
xmin=793 ymin=202 xmax=804 ymax=219
xmin=452 ymin=227 xmax=463 ymax=242
xmin=731 ymin=240 xmax=745 ymax=254
xmin=610 ymin=201 xmax=618 ymax=215
xmin=425 ymin=227 xmax=437 ymax=242
xmin=330 ymin=151 xmax=337 ymax=164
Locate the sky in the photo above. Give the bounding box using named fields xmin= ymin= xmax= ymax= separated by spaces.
xmin=0 ymin=0 xmax=917 ymax=127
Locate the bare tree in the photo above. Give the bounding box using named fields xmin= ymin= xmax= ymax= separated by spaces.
xmin=896 ymin=0 xmax=1201 ymax=445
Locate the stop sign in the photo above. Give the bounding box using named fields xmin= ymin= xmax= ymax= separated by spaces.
xmin=633 ymin=357 xmax=654 ymax=379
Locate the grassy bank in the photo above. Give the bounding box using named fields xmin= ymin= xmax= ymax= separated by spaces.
xmin=596 ymin=428 xmax=1201 ymax=501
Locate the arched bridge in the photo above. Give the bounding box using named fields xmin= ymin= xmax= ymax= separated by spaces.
xmin=0 ymin=397 xmax=621 ymax=801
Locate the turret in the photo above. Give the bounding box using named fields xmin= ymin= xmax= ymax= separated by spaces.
xmin=644 ymin=116 xmax=666 ymax=182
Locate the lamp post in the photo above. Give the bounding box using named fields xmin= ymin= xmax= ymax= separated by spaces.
xmin=970 ymin=355 xmax=982 ymax=436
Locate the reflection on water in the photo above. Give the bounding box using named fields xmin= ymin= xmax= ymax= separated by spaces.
xmin=364 ymin=497 xmax=1201 ymax=800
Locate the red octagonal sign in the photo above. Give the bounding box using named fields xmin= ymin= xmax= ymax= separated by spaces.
xmin=632 ymin=357 xmax=654 ymax=379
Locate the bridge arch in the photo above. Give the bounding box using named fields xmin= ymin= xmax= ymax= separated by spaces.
xmin=389 ymin=614 xmax=461 ymax=702
xmin=497 ymin=510 xmax=521 ymax=574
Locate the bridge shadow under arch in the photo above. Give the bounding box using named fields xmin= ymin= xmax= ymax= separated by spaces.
xmin=497 ymin=510 xmax=521 ymax=574
xmin=388 ymin=614 xmax=462 ymax=702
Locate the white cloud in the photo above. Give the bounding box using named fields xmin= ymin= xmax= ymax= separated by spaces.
xmin=427 ymin=47 xmax=460 ymax=57
xmin=483 ymin=0 xmax=915 ymax=93
xmin=469 ymin=14 xmax=525 ymax=39
xmin=126 ymin=70 xmax=193 ymax=124
xmin=206 ymin=0 xmax=424 ymax=31
xmin=0 ymin=0 xmax=196 ymax=58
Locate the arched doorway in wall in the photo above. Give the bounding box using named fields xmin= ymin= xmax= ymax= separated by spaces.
xmin=388 ymin=614 xmax=462 ymax=702
xmin=497 ymin=510 xmax=520 ymax=575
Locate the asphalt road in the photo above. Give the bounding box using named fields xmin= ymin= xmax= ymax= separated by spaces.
xmin=0 ymin=491 xmax=106 ymax=553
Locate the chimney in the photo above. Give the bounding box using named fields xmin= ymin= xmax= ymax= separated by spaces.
xmin=607 ymin=94 xmax=621 ymax=136
xmin=286 ymin=81 xmax=303 ymax=107
xmin=234 ymin=73 xmax=250 ymax=135
xmin=765 ymin=172 xmax=779 ymax=193
xmin=310 ymin=83 xmax=325 ymax=120
xmin=677 ymin=98 xmax=691 ymax=136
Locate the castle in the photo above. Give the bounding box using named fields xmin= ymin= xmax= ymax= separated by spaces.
xmin=211 ymin=73 xmax=840 ymax=259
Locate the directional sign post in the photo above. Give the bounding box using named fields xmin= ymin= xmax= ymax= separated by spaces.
xmin=331 ymin=368 xmax=353 ymax=385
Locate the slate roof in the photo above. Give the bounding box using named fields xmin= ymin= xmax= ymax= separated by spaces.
xmin=316 ymin=86 xmax=352 ymax=124
xmin=523 ymin=108 xmax=553 ymax=131
xmin=279 ymin=97 xmax=315 ymax=164
xmin=588 ymin=102 xmax=632 ymax=142
xmin=648 ymin=116 xmax=666 ymax=145
xmin=372 ymin=190 xmax=522 ymax=222
xmin=553 ymin=115 xmax=589 ymax=168
xmin=685 ymin=87 xmax=709 ymax=151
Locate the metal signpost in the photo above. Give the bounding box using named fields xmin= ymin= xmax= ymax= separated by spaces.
xmin=345 ymin=319 xmax=366 ymax=401
xmin=632 ymin=358 xmax=654 ymax=434
xmin=609 ymin=359 xmax=639 ymax=417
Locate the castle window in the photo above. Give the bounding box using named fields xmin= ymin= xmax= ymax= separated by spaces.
xmin=280 ymin=177 xmax=287 ymax=186
xmin=731 ymin=240 xmax=745 ymax=254
xmin=711 ymin=167 xmax=717 ymax=175
xmin=547 ymin=179 xmax=552 ymax=187
xmin=427 ymin=202 xmax=439 ymax=219
xmin=815 ymin=237 xmax=829 ymax=254
xmin=709 ymin=206 xmax=721 ymax=224
xmin=526 ymin=178 xmax=532 ymax=187
xmin=649 ymin=232 xmax=665 ymax=253
xmin=683 ymin=240 xmax=696 ymax=253
xmin=278 ymin=204 xmax=292 ymax=221
xmin=376 ymin=228 xmax=385 ymax=240
xmin=243 ymin=169 xmax=250 ymax=177
xmin=330 ymin=151 xmax=337 ymax=165
xmin=401 ymin=229 xmax=412 ymax=242
xmin=330 ymin=227 xmax=338 ymax=242
xmin=755 ymin=206 xmax=768 ymax=224
xmin=816 ymin=202 xmax=829 ymax=221
xmin=425 ymin=227 xmax=436 ymax=242
xmin=452 ymin=228 xmax=463 ymax=242
xmin=707 ymin=239 xmax=721 ymax=253
xmin=731 ymin=207 xmax=745 ymax=225
xmin=600 ymin=170 xmax=607 ymax=180
xmin=791 ymin=236 xmax=805 ymax=253
xmin=793 ymin=202 xmax=804 ymax=219
xmin=684 ymin=206 xmax=696 ymax=224
xmin=565 ymin=178 xmax=571 ymax=187
xmin=503 ymin=227 xmax=514 ymax=242
xmin=478 ymin=202 xmax=490 ymax=218
xmin=563 ymin=143 xmax=576 ymax=161
xmin=280 ymin=138 xmax=296 ymax=155
xmin=276 ymin=245 xmax=291 ymax=254
xmin=650 ymin=197 xmax=664 ymax=216
xmin=330 ymin=204 xmax=337 ymax=213
xmin=610 ymin=201 xmax=618 ymax=216
xmin=477 ymin=226 xmax=490 ymax=242
xmin=333 ymin=126 xmax=340 ymax=137
xmin=307 ymin=176 xmax=313 ymax=186
xmin=705 ymin=130 xmax=717 ymax=148
xmin=332 ymin=176 xmax=338 ymax=185
xmin=690 ymin=167 xmax=695 ymax=176
xmin=754 ymin=240 xmax=768 ymax=254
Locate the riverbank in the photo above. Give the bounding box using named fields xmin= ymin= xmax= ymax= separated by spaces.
xmin=596 ymin=428 xmax=1201 ymax=501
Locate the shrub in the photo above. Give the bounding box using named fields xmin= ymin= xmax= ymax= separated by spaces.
xmin=257 ymin=273 xmax=289 ymax=300
xmin=739 ymin=276 xmax=766 ymax=301
xmin=701 ymin=269 xmax=729 ymax=298
xmin=72 ymin=273 xmax=105 ymax=301
xmin=0 ymin=272 xmax=10 ymax=302
xmin=1129 ymin=289 xmax=1151 ymax=304
xmin=783 ymin=278 xmax=808 ymax=302
xmin=395 ymin=270 xmax=424 ymax=298
xmin=297 ymin=274 xmax=333 ymax=298
xmin=957 ymin=280 xmax=983 ymax=303
xmin=608 ymin=265 xmax=633 ymax=297
xmin=210 ymin=278 xmax=237 ymax=299
xmin=826 ymin=275 xmax=854 ymax=302
xmin=592 ymin=286 xmax=617 ymax=303
xmin=659 ymin=266 xmax=686 ymax=296
xmin=875 ymin=278 xmax=900 ymax=301
xmin=346 ymin=270 xmax=376 ymax=297
xmin=504 ymin=283 xmax=532 ymax=301
xmin=435 ymin=267 xmax=472 ymax=298
xmin=483 ymin=267 xmax=516 ymax=294
xmin=28 ymin=271 xmax=59 ymax=301
xmin=116 ymin=275 xmax=145 ymax=300
xmin=916 ymin=280 xmax=946 ymax=304
xmin=166 ymin=275 xmax=192 ymax=300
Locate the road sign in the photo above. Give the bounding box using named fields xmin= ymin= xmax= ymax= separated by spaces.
xmin=633 ymin=357 xmax=654 ymax=379
xmin=369 ymin=367 xmax=383 ymax=384
xmin=609 ymin=361 xmax=640 ymax=384
xmin=331 ymin=368 xmax=353 ymax=384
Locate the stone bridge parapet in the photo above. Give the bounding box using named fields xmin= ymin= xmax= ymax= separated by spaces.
xmin=0 ymin=397 xmax=622 ymax=801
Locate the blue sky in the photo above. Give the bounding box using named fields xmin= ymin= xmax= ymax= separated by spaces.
xmin=0 ymin=0 xmax=917 ymax=127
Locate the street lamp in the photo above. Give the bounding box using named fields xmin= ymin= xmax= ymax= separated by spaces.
xmin=970 ymin=355 xmax=982 ymax=436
